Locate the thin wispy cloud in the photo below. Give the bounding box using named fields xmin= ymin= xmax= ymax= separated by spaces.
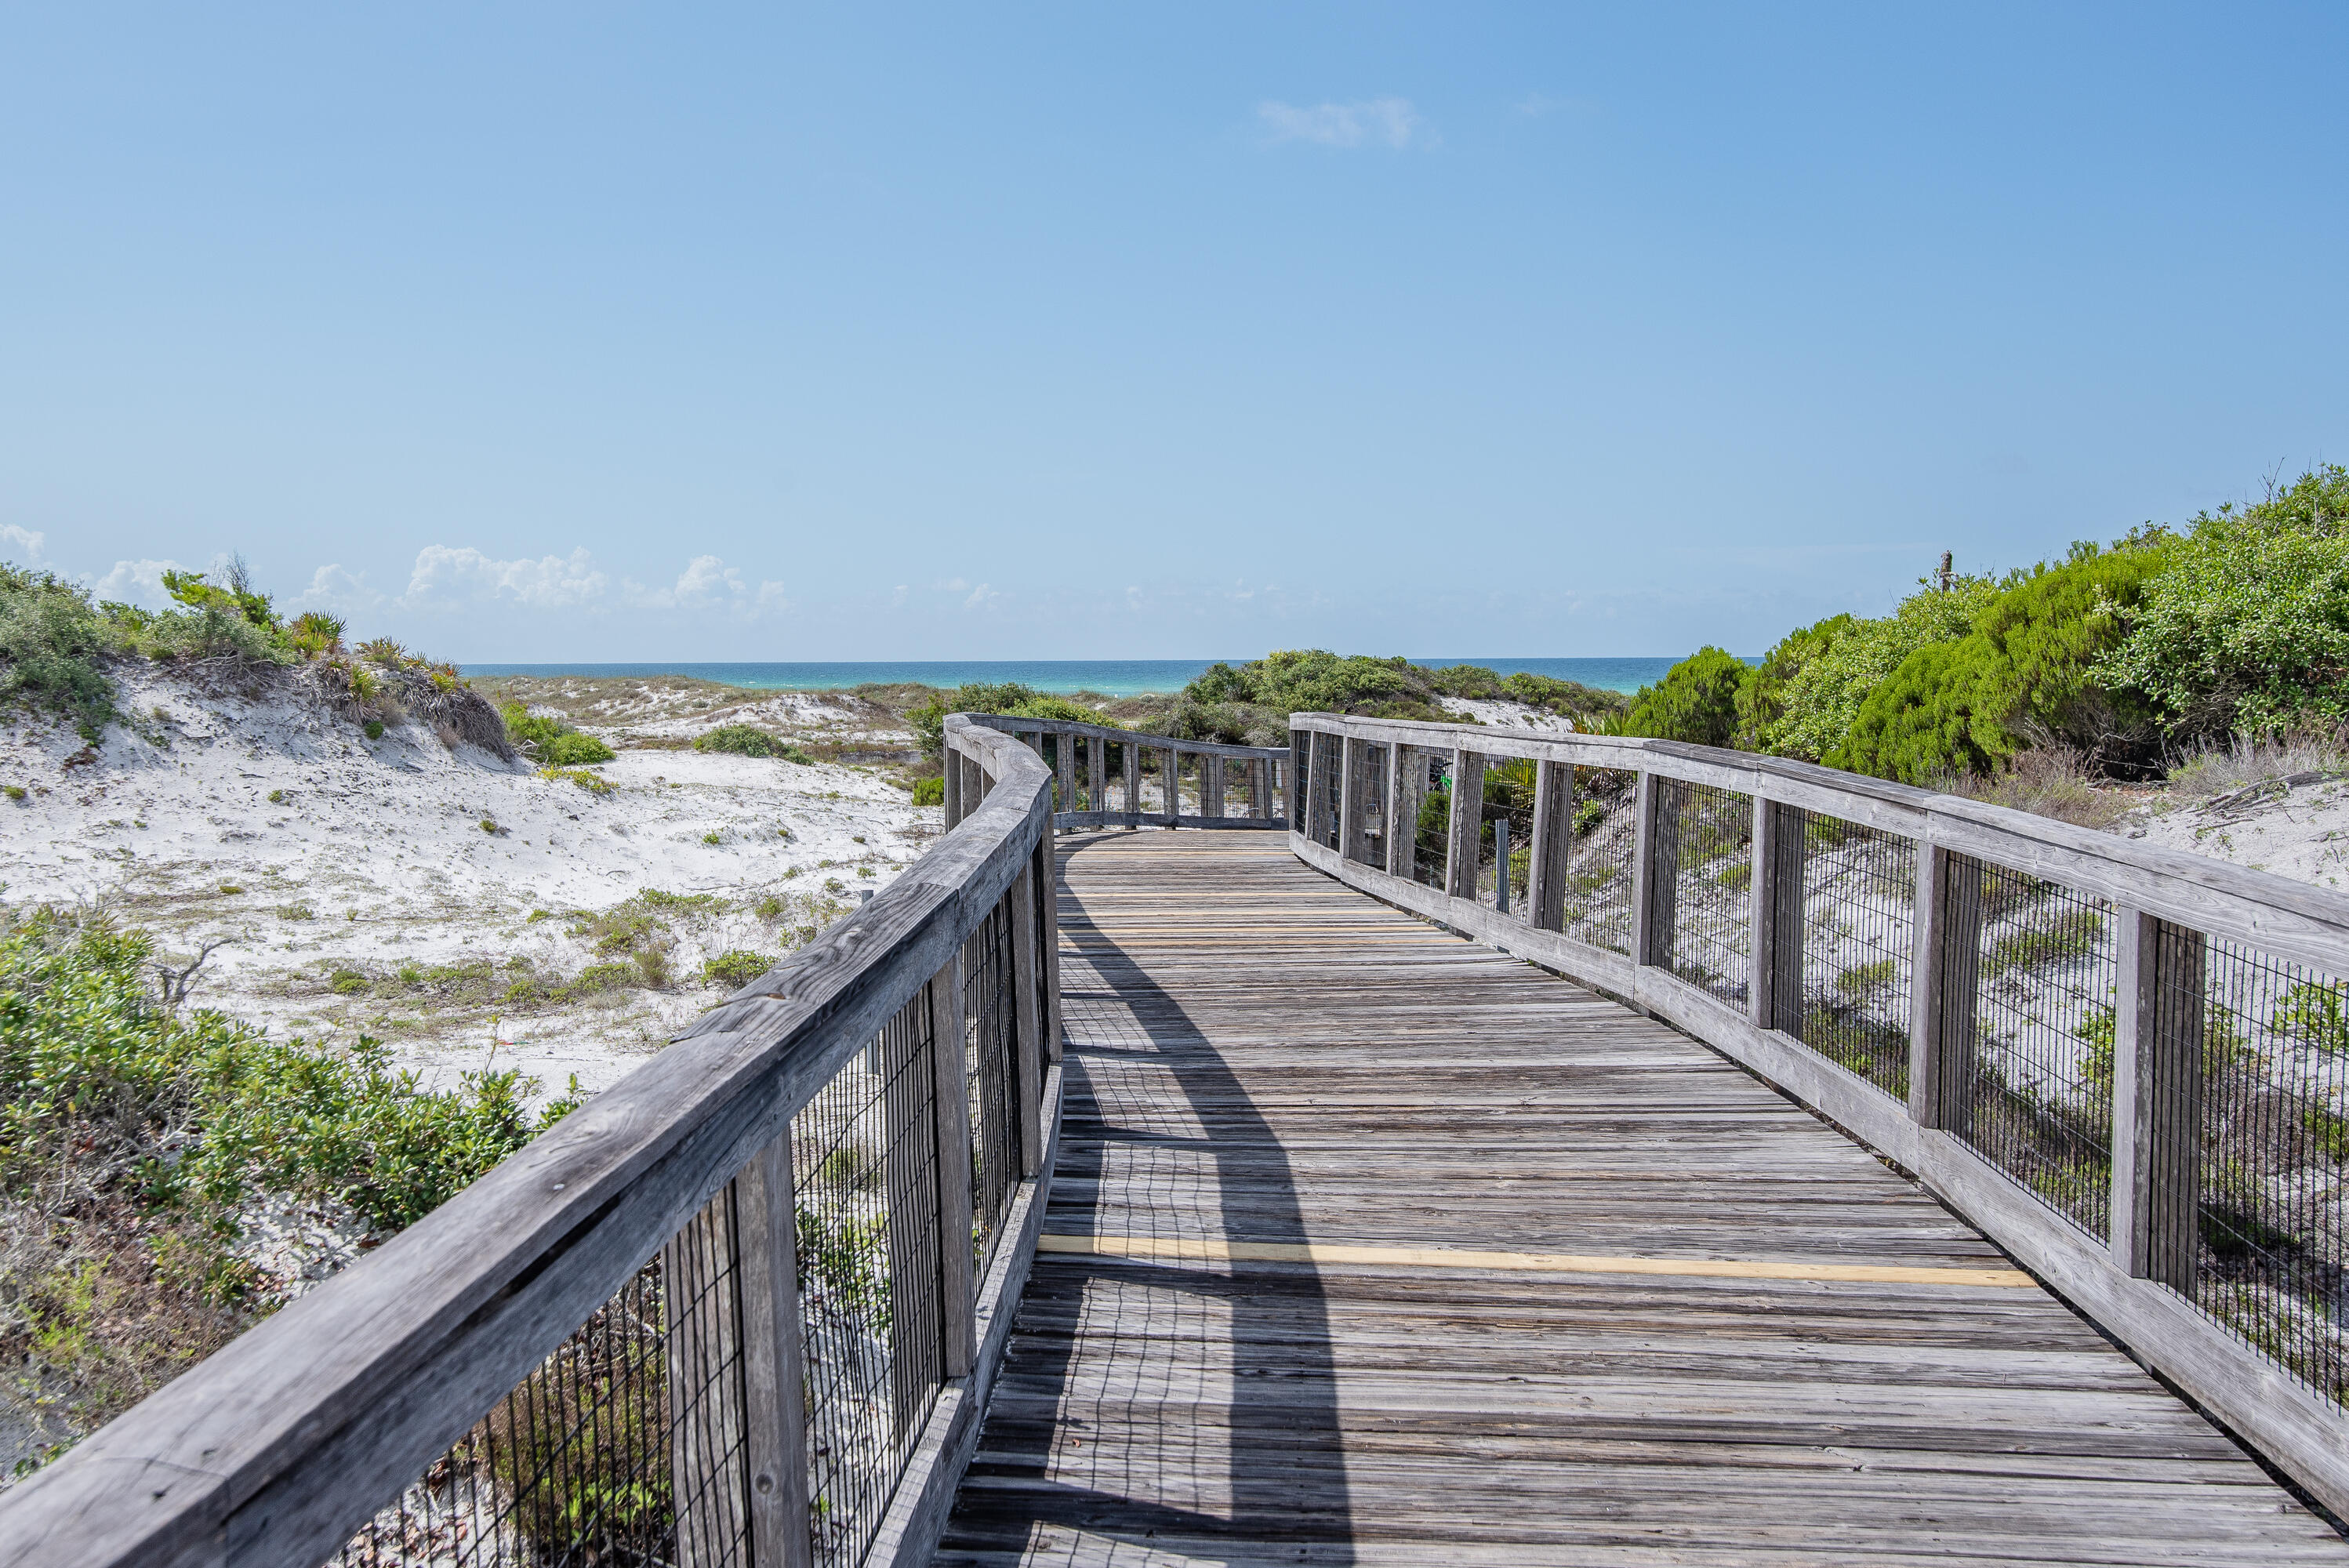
xmin=1258 ymin=97 xmax=1421 ymax=150
xmin=2 ymin=524 xmax=45 ymax=564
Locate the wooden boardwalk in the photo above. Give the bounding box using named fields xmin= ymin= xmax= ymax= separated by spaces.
xmin=936 ymin=832 xmax=2346 ymax=1565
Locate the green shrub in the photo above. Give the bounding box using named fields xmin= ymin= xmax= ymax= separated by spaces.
xmin=539 ymin=765 xmax=614 ymax=796
xmin=1836 ymin=539 xmax=2177 ymax=781
xmin=0 ymin=566 xmax=130 ymax=739
xmin=694 ymin=725 xmax=812 ymax=763
xmin=541 ymin=731 xmax=615 ymax=765
xmin=911 ymin=775 xmax=944 ymax=806
xmin=906 ymin=683 xmax=1113 ymax=763
xmin=1750 ymin=575 xmax=2002 ymax=760
xmin=362 ymin=719 xmax=385 ymax=740
xmin=702 ymin=949 xmax=772 ymax=989
xmin=0 ymin=908 xmax=578 ymax=1232
xmin=1153 ymin=652 xmax=1628 ymax=750
xmin=2102 ymin=466 xmax=2349 ymax=739
xmin=1615 ymin=647 xmax=1752 ymax=747
xmin=499 ymin=702 xmax=612 ymax=764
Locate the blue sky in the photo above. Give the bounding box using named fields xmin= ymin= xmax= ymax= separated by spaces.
xmin=4 ymin=4 xmax=2344 ymax=661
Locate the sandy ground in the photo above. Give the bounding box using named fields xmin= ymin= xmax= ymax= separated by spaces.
xmin=2121 ymin=773 xmax=2349 ymax=891
xmin=1437 ymin=695 xmax=1583 ymax=733
xmin=1 ymin=663 xmax=938 ymax=1102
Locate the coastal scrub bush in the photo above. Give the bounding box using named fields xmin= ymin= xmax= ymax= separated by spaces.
xmin=2102 ymin=465 xmax=2349 ymax=740
xmin=539 ymin=765 xmax=614 ymax=796
xmin=702 ymin=949 xmax=771 ymax=988
xmin=1614 ymin=647 xmax=1752 ymax=747
xmin=911 ymin=775 xmax=944 ymax=806
xmin=1749 ymin=573 xmax=2002 ymax=761
xmin=1835 ymin=538 xmax=2177 ymax=781
xmin=500 ymin=702 xmax=615 ymax=764
xmin=0 ymin=907 xmax=578 ymax=1426
xmin=1160 ymin=652 xmax=1625 ymax=749
xmin=695 ymin=724 xmax=815 ymax=763
xmin=906 ymin=683 xmax=1109 ymax=764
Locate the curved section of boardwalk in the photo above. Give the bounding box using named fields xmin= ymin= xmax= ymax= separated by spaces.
xmin=938 ymin=833 xmax=2344 ymax=1565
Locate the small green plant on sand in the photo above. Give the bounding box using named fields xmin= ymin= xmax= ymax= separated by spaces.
xmin=694 ymin=724 xmax=815 ymax=763
xmin=702 ymin=949 xmax=772 ymax=988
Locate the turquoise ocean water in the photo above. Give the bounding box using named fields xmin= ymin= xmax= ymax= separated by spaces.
xmin=459 ymin=657 xmax=1718 ymax=698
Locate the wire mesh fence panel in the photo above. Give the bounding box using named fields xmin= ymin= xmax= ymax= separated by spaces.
xmin=1661 ymin=780 xmax=1752 ymax=1005
xmin=1476 ymin=756 xmax=1538 ymax=910
xmin=793 ymin=986 xmax=946 ymax=1567
xmin=1559 ymin=767 xmax=1639 ymax=955
xmin=1407 ymin=750 xmax=1447 ymax=890
xmin=1945 ymin=855 xmax=2118 ymax=1238
xmin=2191 ymin=940 xmax=2348 ymax=1410
xmin=1316 ymin=745 xmax=1342 ymax=848
xmin=1788 ymin=811 xmax=1917 ymax=1099
xmin=966 ymin=896 xmax=1020 ymax=1273
xmin=1357 ymin=743 xmax=1388 ymax=865
xmin=332 ymin=1200 xmax=750 ymax=1568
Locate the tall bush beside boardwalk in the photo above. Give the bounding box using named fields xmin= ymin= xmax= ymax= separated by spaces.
xmin=1834 ymin=537 xmax=2175 ymax=782
xmin=2100 ymin=464 xmax=2349 ymax=741
xmin=1615 ymin=647 xmax=1752 ymax=748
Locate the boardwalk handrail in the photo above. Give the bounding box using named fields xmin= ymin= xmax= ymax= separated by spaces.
xmin=1290 ymin=712 xmax=2349 ymax=1518
xmin=1 ymin=717 xmax=1065 ymax=1568
xmin=949 ymin=713 xmax=1289 ymax=833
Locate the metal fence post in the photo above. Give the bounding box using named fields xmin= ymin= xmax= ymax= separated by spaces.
xmin=1494 ymin=818 xmax=1512 ymax=914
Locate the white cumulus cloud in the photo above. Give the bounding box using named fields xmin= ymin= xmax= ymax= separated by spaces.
xmin=91 ymin=558 xmax=190 ymax=611
xmin=963 ymin=583 xmax=1002 ymax=611
xmin=1258 ymin=97 xmax=1421 ymax=149
xmin=2 ymin=524 xmax=45 ymax=564
xmin=292 ymin=564 xmax=384 ymax=612
xmin=401 ymin=546 xmax=610 ymax=612
xmin=627 ymin=554 xmax=789 ymax=618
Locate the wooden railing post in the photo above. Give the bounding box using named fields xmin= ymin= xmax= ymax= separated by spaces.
xmin=1124 ymin=740 xmax=1141 ymax=828
xmin=1288 ymin=730 xmax=1307 ymax=827
xmin=1008 ymin=864 xmax=1046 ymax=1175
xmin=1749 ymin=800 xmax=1805 ymax=1030
xmin=1910 ymin=845 xmax=1983 ymax=1131
xmin=1632 ymin=773 xmax=1679 ymax=968
xmin=927 ymin=960 xmax=976 ymax=1377
xmin=1527 ymin=759 xmax=1572 ymax=931
xmin=1055 ymin=729 xmax=1074 ymax=821
xmin=942 ymin=742 xmax=964 ymax=829
xmin=1384 ymin=744 xmax=1416 ymax=880
xmin=737 ymin=1136 xmax=811 ymax=1568
xmin=1033 ymin=830 xmax=1063 ymax=1065
xmin=1339 ymin=738 xmax=1367 ymax=863
xmin=2112 ymin=914 xmax=2206 ymax=1289
xmin=1204 ymin=754 xmax=1225 ymax=821
xmin=1443 ymin=747 xmax=1485 ymax=900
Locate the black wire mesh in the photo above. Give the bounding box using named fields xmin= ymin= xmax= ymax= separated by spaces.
xmin=1787 ymin=810 xmax=1917 ymax=1099
xmin=967 ymin=894 xmax=1021 ymax=1272
xmin=1407 ymin=749 xmax=1447 ymax=890
xmin=1659 ymin=779 xmax=1751 ymax=1005
xmin=1559 ymin=767 xmax=1639 ymax=955
xmin=332 ymin=1200 xmax=750 ymax=1568
xmin=1316 ymin=739 xmax=1342 ymax=849
xmin=794 ymin=990 xmax=945 ymax=1566
xmin=2188 ymin=939 xmax=2348 ymax=1409
xmin=1354 ymin=742 xmax=1389 ymax=867
xmin=1944 ymin=853 xmax=2117 ymax=1238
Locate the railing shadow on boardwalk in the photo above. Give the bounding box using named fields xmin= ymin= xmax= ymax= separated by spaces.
xmin=949 ymin=839 xmax=1356 ymax=1559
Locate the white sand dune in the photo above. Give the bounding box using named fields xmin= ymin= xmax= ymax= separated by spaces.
xmin=1 ymin=662 xmax=936 ymax=1101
